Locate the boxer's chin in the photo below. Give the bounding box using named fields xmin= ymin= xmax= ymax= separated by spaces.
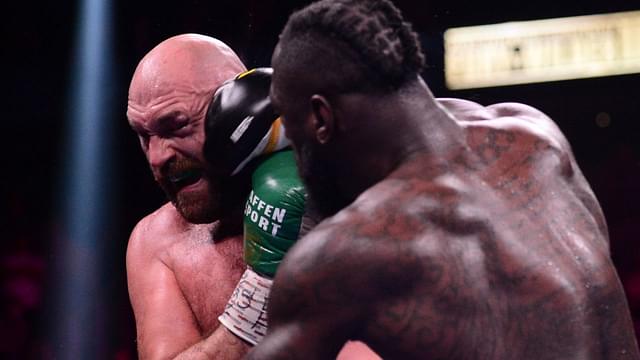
xmin=173 ymin=189 xmax=218 ymax=224
xmin=165 ymin=178 xmax=222 ymax=224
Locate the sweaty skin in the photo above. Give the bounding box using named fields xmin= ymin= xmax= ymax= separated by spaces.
xmin=126 ymin=34 xmax=379 ymax=359
xmin=253 ymin=73 xmax=640 ymax=358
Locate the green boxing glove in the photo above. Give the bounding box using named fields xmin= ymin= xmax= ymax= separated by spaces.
xmin=244 ymin=150 xmax=306 ymax=277
xmin=219 ymin=150 xmax=311 ymax=345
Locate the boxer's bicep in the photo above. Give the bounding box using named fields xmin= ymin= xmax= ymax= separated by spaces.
xmin=249 ymin=277 xmax=353 ymax=359
xmin=126 ymin=233 xmax=200 ymax=359
xmin=249 ymin=240 xmax=366 ymax=358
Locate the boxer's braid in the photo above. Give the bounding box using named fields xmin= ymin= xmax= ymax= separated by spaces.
xmin=280 ymin=0 xmax=425 ymax=92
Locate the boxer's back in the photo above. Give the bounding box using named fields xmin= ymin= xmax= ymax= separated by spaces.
xmin=301 ymin=103 xmax=638 ymax=359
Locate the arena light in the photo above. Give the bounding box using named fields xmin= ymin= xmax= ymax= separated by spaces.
xmin=53 ymin=0 xmax=115 ymax=357
xmin=444 ymin=10 xmax=640 ymax=89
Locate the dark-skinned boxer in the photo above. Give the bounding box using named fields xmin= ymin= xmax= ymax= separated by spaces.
xmin=249 ymin=1 xmax=640 ymax=359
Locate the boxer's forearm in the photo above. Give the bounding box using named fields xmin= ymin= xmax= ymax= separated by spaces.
xmin=172 ymin=326 xmax=250 ymax=360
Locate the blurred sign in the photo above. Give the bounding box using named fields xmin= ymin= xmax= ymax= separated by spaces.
xmin=444 ymin=11 xmax=640 ymax=89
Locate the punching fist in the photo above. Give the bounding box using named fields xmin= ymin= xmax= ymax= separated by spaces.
xmin=204 ymin=69 xmax=311 ymax=345
xmin=244 ymin=150 xmax=306 ymax=278
xmin=204 ymin=68 xmax=289 ymax=176
xmin=218 ymin=150 xmax=308 ymax=345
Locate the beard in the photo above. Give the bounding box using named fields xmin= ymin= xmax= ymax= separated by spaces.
xmin=156 ymin=155 xmax=223 ymax=224
xmin=295 ymin=143 xmax=352 ymax=220
xmin=173 ymin=175 xmax=222 ymax=224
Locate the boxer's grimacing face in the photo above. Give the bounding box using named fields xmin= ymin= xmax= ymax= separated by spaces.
xmin=126 ymin=35 xmax=248 ymax=224
xmin=127 ymin=83 xmax=226 ymax=224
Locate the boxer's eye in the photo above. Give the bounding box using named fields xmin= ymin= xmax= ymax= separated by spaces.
xmin=155 ymin=112 xmax=189 ymax=135
xmin=174 ymin=117 xmax=189 ymax=130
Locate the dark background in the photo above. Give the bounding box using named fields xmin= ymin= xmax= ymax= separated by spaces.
xmin=2 ymin=0 xmax=638 ymax=358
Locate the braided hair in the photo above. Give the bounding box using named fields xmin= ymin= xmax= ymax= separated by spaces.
xmin=276 ymin=0 xmax=425 ymax=95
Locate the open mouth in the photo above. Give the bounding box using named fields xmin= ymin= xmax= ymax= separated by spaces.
xmin=167 ymin=168 xmax=204 ymax=191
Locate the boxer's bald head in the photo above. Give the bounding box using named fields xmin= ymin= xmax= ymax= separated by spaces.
xmin=127 ymin=34 xmax=247 ymax=224
xmin=128 ymin=34 xmax=245 ymax=107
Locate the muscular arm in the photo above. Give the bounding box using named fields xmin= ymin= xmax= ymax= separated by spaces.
xmin=246 ymin=244 xmax=360 ymax=359
xmin=126 ymin=218 xmax=250 ymax=360
xmin=247 ymin=216 xmax=408 ymax=359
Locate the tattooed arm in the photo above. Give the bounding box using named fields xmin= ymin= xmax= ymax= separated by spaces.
xmin=245 ymin=222 xmax=372 ymax=359
xmin=247 ymin=201 xmax=426 ymax=359
xmin=246 ymin=209 xmax=388 ymax=358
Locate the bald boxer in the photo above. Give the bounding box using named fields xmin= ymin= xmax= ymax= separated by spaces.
xmin=126 ymin=34 xmax=379 ymax=359
xmin=250 ymin=0 xmax=640 ymax=358
xmin=126 ymin=34 xmax=249 ymax=359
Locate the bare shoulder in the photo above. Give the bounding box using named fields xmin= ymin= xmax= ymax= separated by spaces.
xmin=275 ymin=180 xmax=427 ymax=312
xmin=126 ymin=202 xmax=192 ymax=266
xmin=284 ymin=178 xmax=412 ymax=267
xmin=439 ymin=97 xmax=551 ymax=124
xmin=126 ymin=203 xmax=218 ymax=358
xmin=486 ymin=102 xmax=571 ymax=151
xmin=441 ymin=98 xmax=572 ymax=155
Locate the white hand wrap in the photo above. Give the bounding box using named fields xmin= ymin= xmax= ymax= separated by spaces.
xmin=218 ymin=267 xmax=273 ymax=345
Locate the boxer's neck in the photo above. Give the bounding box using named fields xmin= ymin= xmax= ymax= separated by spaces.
xmin=331 ymin=79 xmax=467 ymax=202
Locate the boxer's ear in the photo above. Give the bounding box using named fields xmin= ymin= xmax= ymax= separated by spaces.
xmin=310 ymin=94 xmax=333 ymax=145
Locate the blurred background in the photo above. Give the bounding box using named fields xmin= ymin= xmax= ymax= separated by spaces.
xmin=2 ymin=0 xmax=638 ymax=358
